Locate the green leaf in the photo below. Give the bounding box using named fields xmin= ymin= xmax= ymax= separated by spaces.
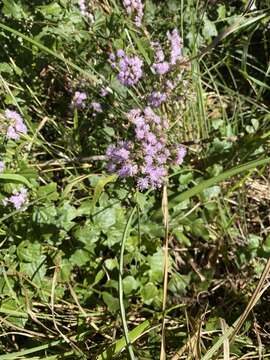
xmin=70 ymin=249 xmax=91 ymax=267
xmin=90 ymin=175 xmax=117 ymax=214
xmin=2 ymin=0 xmax=27 ymax=19
xmin=102 ymin=292 xmax=119 ymax=313
xmin=97 ymin=320 xmax=149 ymax=360
xmin=148 ymin=249 xmax=164 ymax=283
xmin=0 ymin=298 xmax=27 ymax=327
xmin=123 ymin=276 xmax=139 ymax=295
xmin=0 ymin=22 xmax=97 ymax=83
xmin=38 ymin=3 xmax=62 ymax=17
xmin=37 ymin=183 xmax=59 ymax=201
xmin=17 ymin=241 xmax=43 ymax=263
xmin=203 ymin=15 xmax=218 ymax=40
xmin=105 ymin=258 xmax=118 ymax=271
xmin=20 ymin=259 xmax=46 ymax=287
xmin=0 ymin=173 xmax=31 ymax=187
xmin=141 ymin=282 xmax=158 ymax=305
xmin=168 ymin=273 xmax=190 ymax=294
xmin=95 ymin=207 xmax=117 ymax=231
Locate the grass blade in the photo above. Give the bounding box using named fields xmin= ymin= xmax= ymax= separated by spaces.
xmin=97 ymin=320 xmax=149 ymax=360
xmin=0 ymin=340 xmax=64 ymax=360
xmin=119 ymin=206 xmax=137 ymax=360
xmin=169 ymin=156 xmax=270 ymax=206
xmin=160 ymin=185 xmax=169 ymax=360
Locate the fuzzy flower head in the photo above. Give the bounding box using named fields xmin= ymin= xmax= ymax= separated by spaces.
xmin=167 ymin=29 xmax=183 ymax=65
xmin=3 ymin=187 xmax=28 ymax=210
xmin=100 ymin=87 xmax=109 ymax=97
xmin=123 ymin=0 xmax=144 ymax=27
xmin=174 ymin=146 xmax=187 ymax=165
xmin=106 ymin=108 xmax=186 ymax=190
xmin=91 ymin=101 xmax=103 ymax=113
xmin=110 ymin=51 xmax=143 ymax=87
xmin=78 ymin=0 xmax=93 ymax=20
xmin=151 ymin=41 xmax=170 ymax=75
xmin=4 ymin=109 xmax=27 ymax=140
xmin=0 ymin=161 xmax=4 ymax=173
xmin=73 ymin=91 xmax=87 ymax=108
xmin=148 ymin=91 xmax=167 ymax=108
xmin=151 ymin=29 xmax=183 ymax=75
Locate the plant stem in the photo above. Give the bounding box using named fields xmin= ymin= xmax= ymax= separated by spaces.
xmin=160 ymin=185 xmax=169 ymax=360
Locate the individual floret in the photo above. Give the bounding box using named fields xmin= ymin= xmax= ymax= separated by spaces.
xmin=3 ymin=187 xmax=28 ymax=210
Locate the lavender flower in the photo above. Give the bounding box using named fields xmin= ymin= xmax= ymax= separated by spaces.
xmin=174 ymin=146 xmax=187 ymax=165
xmin=151 ymin=41 xmax=165 ymax=63
xmin=148 ymin=91 xmax=167 ymax=108
xmin=152 ymin=62 xmax=170 ymax=75
xmin=100 ymin=87 xmax=109 ymax=97
xmin=123 ymin=0 xmax=144 ymax=27
xmin=3 ymin=187 xmax=28 ymax=210
xmin=5 ymin=109 xmax=27 ymax=140
xmin=73 ymin=91 xmax=87 ymax=108
xmin=167 ymin=29 xmax=183 ymax=65
xmin=110 ymin=51 xmax=143 ymax=87
xmin=151 ymin=40 xmax=170 ymax=75
xmin=107 ymin=108 xmax=172 ymax=189
xmin=78 ymin=0 xmax=93 ymax=20
xmin=91 ymin=102 xmax=102 ymax=113
xmin=0 ymin=161 xmax=4 ymax=173
xmin=78 ymin=0 xmax=87 ymax=15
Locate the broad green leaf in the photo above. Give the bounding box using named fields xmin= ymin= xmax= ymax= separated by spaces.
xmin=102 ymin=292 xmax=119 ymax=313
xmin=141 ymin=282 xmax=158 ymax=305
xmin=0 ymin=173 xmax=31 ymax=187
xmin=148 ymin=249 xmax=164 ymax=283
xmin=70 ymin=249 xmax=91 ymax=267
xmin=123 ymin=276 xmax=139 ymax=295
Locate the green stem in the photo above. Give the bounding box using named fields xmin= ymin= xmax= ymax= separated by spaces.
xmin=119 ymin=206 xmax=137 ymax=360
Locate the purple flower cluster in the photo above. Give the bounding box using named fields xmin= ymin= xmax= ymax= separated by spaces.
xmin=122 ymin=0 xmax=144 ymax=27
xmin=110 ymin=50 xmax=143 ymax=87
xmin=106 ymin=141 xmax=138 ymax=177
xmin=147 ymin=91 xmax=167 ymax=108
xmin=78 ymin=0 xmax=93 ymax=20
xmin=151 ymin=29 xmax=183 ymax=75
xmin=3 ymin=187 xmax=28 ymax=210
xmin=73 ymin=91 xmax=87 ymax=108
xmin=0 ymin=161 xmax=4 ymax=173
xmin=167 ymin=29 xmax=183 ymax=65
xmin=106 ymin=107 xmax=186 ymax=190
xmin=4 ymin=109 xmax=27 ymax=140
